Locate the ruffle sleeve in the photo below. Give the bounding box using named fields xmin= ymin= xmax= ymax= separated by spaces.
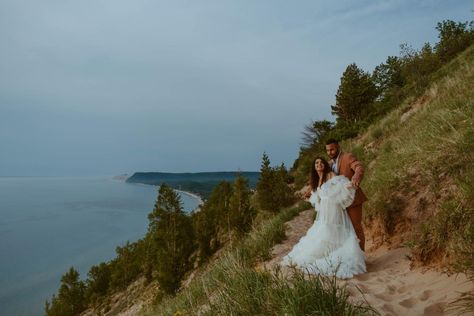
xmin=325 ymin=176 xmax=356 ymax=208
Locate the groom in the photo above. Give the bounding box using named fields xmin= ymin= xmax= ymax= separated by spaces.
xmin=326 ymin=138 xmax=367 ymax=251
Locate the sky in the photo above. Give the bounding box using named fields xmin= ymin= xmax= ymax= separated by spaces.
xmin=0 ymin=0 xmax=472 ymax=176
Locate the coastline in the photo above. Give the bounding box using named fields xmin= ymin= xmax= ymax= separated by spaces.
xmin=125 ymin=181 xmax=203 ymax=211
xmin=174 ymin=189 xmax=204 ymax=210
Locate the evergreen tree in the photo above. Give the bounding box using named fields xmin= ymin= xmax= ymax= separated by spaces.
xmin=373 ymin=56 xmax=405 ymax=99
xmin=435 ymin=19 xmax=474 ymax=63
xmin=144 ymin=234 xmax=155 ymax=283
xmin=228 ymin=174 xmax=255 ymax=235
xmin=192 ymin=181 xmax=232 ymax=261
xmin=109 ymin=241 xmax=143 ymax=290
xmin=400 ymin=42 xmax=440 ymax=96
xmin=256 ymin=153 xmax=295 ymax=212
xmin=86 ymin=262 xmax=111 ymax=303
xmin=331 ymin=63 xmax=377 ymax=123
xmin=274 ymin=163 xmax=295 ymax=208
xmin=191 ymin=208 xmax=213 ymax=261
xmin=256 ymin=152 xmax=274 ymax=210
xmin=45 ymin=267 xmax=87 ymax=316
xmin=146 ymin=184 xmax=195 ymax=294
xmin=205 ymin=181 xmax=233 ymax=237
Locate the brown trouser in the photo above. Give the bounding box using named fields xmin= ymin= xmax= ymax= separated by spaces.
xmin=347 ymin=204 xmax=365 ymax=251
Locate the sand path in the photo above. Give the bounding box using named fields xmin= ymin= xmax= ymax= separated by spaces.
xmin=263 ymin=208 xmax=474 ymax=316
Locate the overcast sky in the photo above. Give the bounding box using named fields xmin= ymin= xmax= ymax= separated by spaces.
xmin=0 ymin=0 xmax=472 ymax=176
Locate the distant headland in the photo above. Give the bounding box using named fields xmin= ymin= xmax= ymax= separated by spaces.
xmin=125 ymin=171 xmax=260 ymax=200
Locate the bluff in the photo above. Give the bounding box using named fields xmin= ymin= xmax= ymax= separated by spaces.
xmin=65 ymin=40 xmax=474 ymax=316
xmin=132 ymin=43 xmax=474 ymax=316
xmin=126 ymin=171 xmax=260 ymax=199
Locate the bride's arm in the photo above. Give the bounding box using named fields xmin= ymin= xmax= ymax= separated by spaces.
xmin=308 ymin=190 xmax=320 ymax=209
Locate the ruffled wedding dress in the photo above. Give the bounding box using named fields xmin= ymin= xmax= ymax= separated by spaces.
xmin=281 ymin=175 xmax=366 ymax=279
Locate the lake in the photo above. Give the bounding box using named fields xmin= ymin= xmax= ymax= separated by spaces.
xmin=0 ymin=176 xmax=201 ymax=316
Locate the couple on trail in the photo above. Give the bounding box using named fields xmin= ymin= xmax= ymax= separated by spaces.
xmin=282 ymin=139 xmax=367 ymax=279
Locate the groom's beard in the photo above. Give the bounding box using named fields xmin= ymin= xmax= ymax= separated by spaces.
xmin=329 ymin=150 xmax=339 ymax=160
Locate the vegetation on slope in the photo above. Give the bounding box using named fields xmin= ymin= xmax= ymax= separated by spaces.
xmin=292 ymin=19 xmax=474 ymax=312
xmin=292 ymin=19 xmax=474 ymax=264
xmin=292 ymin=20 xmax=474 ymax=189
xmin=144 ymin=201 xmax=375 ymax=316
xmin=45 ymin=19 xmax=474 ymax=316
xmin=46 ymin=160 xmax=299 ymax=315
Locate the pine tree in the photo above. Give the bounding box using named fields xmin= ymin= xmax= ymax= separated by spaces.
xmin=274 ymin=163 xmax=295 ymax=208
xmin=373 ymin=56 xmax=405 ymax=98
xmin=45 ymin=267 xmax=87 ymax=316
xmin=256 ymin=153 xmax=295 ymax=212
xmin=229 ymin=174 xmax=254 ymax=235
xmin=146 ymin=184 xmax=195 ymax=294
xmin=191 ymin=207 xmax=213 ymax=261
xmin=256 ymin=152 xmax=274 ymax=211
xmin=109 ymin=241 xmax=143 ymax=290
xmin=331 ymin=63 xmax=377 ymax=123
xmin=206 ymin=181 xmax=233 ymax=236
xmin=192 ymin=181 xmax=232 ymax=261
xmin=86 ymin=262 xmax=111 ymax=303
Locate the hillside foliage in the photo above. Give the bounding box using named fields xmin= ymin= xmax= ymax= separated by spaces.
xmin=256 ymin=152 xmax=295 ymax=211
xmin=45 ymin=18 xmax=474 ymax=316
xmin=293 ymin=19 xmax=474 ymax=189
xmin=45 ymin=174 xmax=258 ymax=314
xmin=291 ymin=20 xmax=474 ymax=312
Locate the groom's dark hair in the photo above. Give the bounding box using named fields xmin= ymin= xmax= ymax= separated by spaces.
xmin=326 ymin=138 xmax=339 ymax=145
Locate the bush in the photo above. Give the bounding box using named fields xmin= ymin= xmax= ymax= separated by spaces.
xmin=256 ymin=153 xmax=295 ymax=212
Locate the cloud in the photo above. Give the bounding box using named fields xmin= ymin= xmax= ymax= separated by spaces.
xmin=0 ymin=0 xmax=472 ymax=175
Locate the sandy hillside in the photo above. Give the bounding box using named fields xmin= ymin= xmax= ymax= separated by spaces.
xmin=262 ymin=208 xmax=474 ymax=316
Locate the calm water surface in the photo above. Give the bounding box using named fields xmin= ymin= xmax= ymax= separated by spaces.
xmin=0 ymin=176 xmax=200 ymax=316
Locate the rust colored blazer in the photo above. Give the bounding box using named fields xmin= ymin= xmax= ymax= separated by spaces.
xmin=329 ymin=152 xmax=368 ymax=207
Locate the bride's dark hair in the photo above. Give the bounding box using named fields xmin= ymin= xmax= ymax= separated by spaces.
xmin=310 ymin=156 xmax=331 ymax=191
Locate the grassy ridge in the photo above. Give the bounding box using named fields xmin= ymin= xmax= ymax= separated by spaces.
xmin=140 ymin=44 xmax=474 ymax=316
xmin=342 ymin=43 xmax=474 ymax=265
xmin=143 ymin=201 xmax=375 ymax=315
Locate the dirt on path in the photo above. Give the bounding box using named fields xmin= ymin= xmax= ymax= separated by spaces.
xmin=261 ymin=208 xmax=474 ymax=316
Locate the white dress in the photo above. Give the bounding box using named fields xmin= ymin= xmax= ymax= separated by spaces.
xmin=281 ymin=175 xmax=366 ymax=279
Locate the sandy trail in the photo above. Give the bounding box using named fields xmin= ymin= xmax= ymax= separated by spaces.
xmin=263 ymin=208 xmax=474 ymax=316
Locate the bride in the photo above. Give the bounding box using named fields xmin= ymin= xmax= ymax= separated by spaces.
xmin=281 ymin=157 xmax=366 ymax=279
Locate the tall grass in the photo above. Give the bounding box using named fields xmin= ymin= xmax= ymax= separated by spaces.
xmin=143 ymin=201 xmax=375 ymax=315
xmin=196 ymin=255 xmax=376 ymax=316
xmin=343 ymin=44 xmax=474 ymax=240
xmin=344 ymin=44 xmax=474 ymax=314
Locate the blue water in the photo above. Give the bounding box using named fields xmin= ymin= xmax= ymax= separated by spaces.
xmin=0 ymin=176 xmax=201 ymax=316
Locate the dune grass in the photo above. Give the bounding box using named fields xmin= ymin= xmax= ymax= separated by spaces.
xmin=341 ymin=44 xmax=474 ymax=313
xmin=341 ymin=43 xmax=474 ymax=242
xmin=142 ymin=201 xmax=376 ymax=315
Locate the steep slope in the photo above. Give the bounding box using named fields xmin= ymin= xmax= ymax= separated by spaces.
xmin=344 ymin=43 xmax=474 ymax=267
xmin=81 ymin=44 xmax=474 ymax=316
xmin=262 ymin=209 xmax=474 ymax=315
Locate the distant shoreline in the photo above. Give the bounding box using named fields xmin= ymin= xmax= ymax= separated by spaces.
xmin=125 ymin=171 xmax=260 ymax=201
xmin=126 ymin=181 xmax=204 ymax=211
xmin=174 ymin=189 xmax=204 ymax=208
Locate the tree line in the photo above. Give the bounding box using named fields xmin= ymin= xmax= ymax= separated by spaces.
xmin=43 ymin=18 xmax=474 ymax=316
xmin=45 ymin=155 xmax=294 ymax=316
xmin=292 ymin=19 xmax=474 ymax=187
